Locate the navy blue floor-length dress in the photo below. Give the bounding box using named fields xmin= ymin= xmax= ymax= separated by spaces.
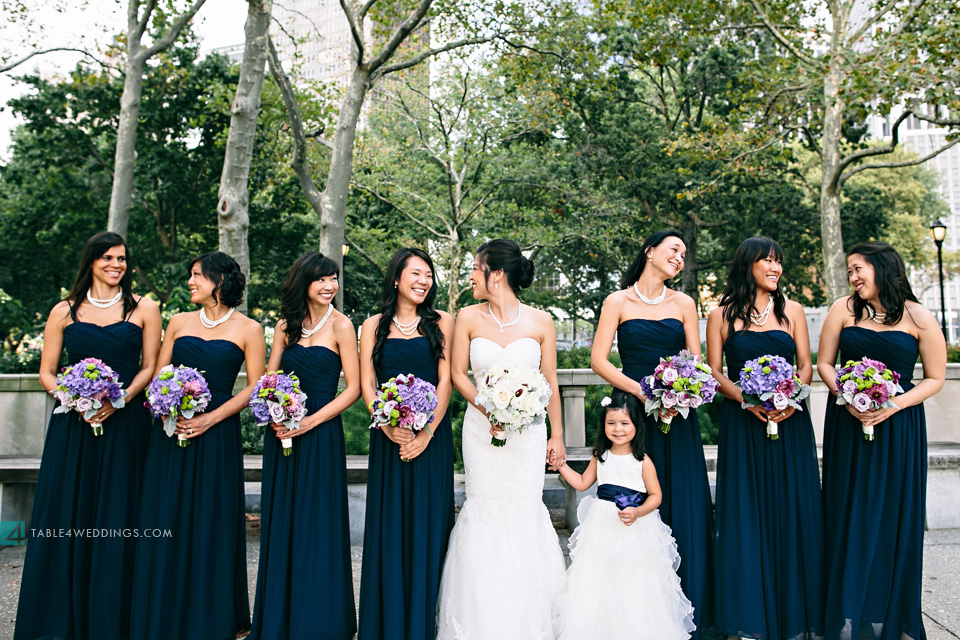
xmin=130 ymin=336 xmax=250 ymax=640
xmin=618 ymin=318 xmax=714 ymax=637
xmin=358 ymin=336 xmax=455 ymax=640
xmin=249 ymin=344 xmax=356 ymax=640
xmin=15 ymin=319 xmax=150 ymax=640
xmin=714 ymin=329 xmax=824 ymax=640
xmin=822 ymin=326 xmax=926 ymax=640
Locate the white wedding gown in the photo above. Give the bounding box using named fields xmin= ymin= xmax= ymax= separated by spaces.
xmin=437 ymin=337 xmax=567 ymax=640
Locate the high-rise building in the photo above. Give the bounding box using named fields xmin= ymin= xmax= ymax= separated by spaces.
xmin=271 ymin=0 xmax=357 ymax=90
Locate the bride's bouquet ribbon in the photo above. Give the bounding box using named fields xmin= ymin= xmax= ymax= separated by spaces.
xmin=52 ymin=357 xmax=126 ymax=436
xmin=640 ymin=349 xmax=718 ymax=434
xmin=834 ymin=357 xmax=904 ymax=441
xmin=737 ymin=354 xmax=811 ymax=440
xmin=598 ymin=483 xmax=647 ymax=510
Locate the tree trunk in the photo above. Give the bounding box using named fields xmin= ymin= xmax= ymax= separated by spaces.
xmin=681 ymin=215 xmax=699 ymax=300
xmin=320 ymin=67 xmax=370 ymax=309
xmin=218 ymin=0 xmax=272 ymax=313
xmin=107 ymin=50 xmax=146 ymax=237
xmin=820 ymin=61 xmax=847 ymax=302
xmin=447 ymin=230 xmax=461 ymax=315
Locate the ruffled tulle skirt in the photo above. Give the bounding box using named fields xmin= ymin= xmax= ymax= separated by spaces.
xmin=554 ymin=498 xmax=695 ymax=640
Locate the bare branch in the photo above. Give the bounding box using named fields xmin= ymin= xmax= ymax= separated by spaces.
xmin=344 ymin=235 xmax=384 ymax=276
xmin=0 ymin=47 xmax=100 ymax=73
xmin=912 ymin=111 xmax=960 ymax=128
xmin=374 ymin=35 xmax=495 ymax=78
xmin=747 ymin=0 xmax=821 ymax=68
xmin=864 ymin=0 xmax=928 ymax=60
xmin=840 ymin=137 xmax=960 ymax=186
xmin=339 ymin=0 xmax=365 ymax=64
xmin=848 ymin=0 xmax=900 ymax=43
xmin=366 ymin=0 xmax=432 ymax=74
xmin=143 ymin=0 xmax=206 ymax=58
xmin=358 ymin=0 xmax=378 ymax=19
xmin=134 ymin=0 xmax=158 ymax=41
xmin=353 ymin=183 xmax=447 ymax=239
xmin=832 ymin=110 xmax=910 ymax=182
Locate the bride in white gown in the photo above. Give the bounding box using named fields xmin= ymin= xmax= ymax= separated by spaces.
xmin=438 ymin=239 xmax=567 ymax=640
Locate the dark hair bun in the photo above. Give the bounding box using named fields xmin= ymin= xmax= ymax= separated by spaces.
xmin=189 ymin=251 xmax=246 ymax=308
xmin=517 ymin=257 xmax=535 ymax=289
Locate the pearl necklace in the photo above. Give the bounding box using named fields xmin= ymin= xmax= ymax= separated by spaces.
xmin=392 ymin=314 xmax=421 ymax=336
xmin=633 ymin=282 xmax=666 ymax=305
xmin=86 ymin=289 xmax=122 ymax=309
xmin=301 ymin=304 xmax=334 ymax=338
xmin=488 ymin=301 xmax=522 ymax=333
xmin=750 ymin=296 xmax=773 ymax=326
xmin=867 ymin=305 xmax=887 ymax=323
xmin=199 ymin=306 xmax=235 ymax=329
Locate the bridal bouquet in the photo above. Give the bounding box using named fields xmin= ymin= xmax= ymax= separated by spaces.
xmin=639 ymin=349 xmax=719 ymax=434
xmin=52 ymin=358 xmax=126 ymax=436
xmin=738 ymin=354 xmax=811 ymax=440
xmin=475 ymin=362 xmax=551 ymax=447
xmin=146 ymin=365 xmax=211 ymax=447
xmin=834 ymin=358 xmax=904 ymax=441
xmin=248 ymin=371 xmax=309 ymax=457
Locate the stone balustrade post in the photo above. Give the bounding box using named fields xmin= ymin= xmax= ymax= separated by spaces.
xmin=560 ymin=386 xmax=586 ymax=447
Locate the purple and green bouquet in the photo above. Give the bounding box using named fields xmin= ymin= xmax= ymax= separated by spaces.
xmin=248 ymin=371 xmax=308 ymax=457
xmin=52 ymin=357 xmax=126 ymax=436
xmin=370 ymin=373 xmax=438 ymax=438
xmin=640 ymin=350 xmax=719 ymax=434
xmin=737 ymin=354 xmax=811 ymax=440
xmin=835 ymin=358 xmax=904 ymax=441
xmin=145 ymin=365 xmax=211 ymax=448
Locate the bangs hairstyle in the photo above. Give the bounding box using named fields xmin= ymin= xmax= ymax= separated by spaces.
xmin=475 ymin=239 xmax=535 ymax=291
xmin=847 ymin=241 xmax=918 ymax=326
xmin=594 ymin=390 xmax=647 ymax=463
xmin=619 ymin=229 xmax=683 ymax=290
xmin=373 ymin=248 xmax=445 ymax=367
xmin=280 ymin=252 xmax=340 ymax=346
xmin=66 ymin=232 xmax=135 ymax=322
xmin=719 ymin=236 xmax=789 ymax=332
xmin=187 ymin=251 xmax=246 ymax=308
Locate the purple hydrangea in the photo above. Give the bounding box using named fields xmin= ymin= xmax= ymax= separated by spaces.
xmin=737 ymin=354 xmax=811 ymax=440
xmin=146 ymin=365 xmax=211 ymax=446
xmin=370 ymin=373 xmax=438 ymax=432
xmin=53 ymin=358 xmax=127 ymax=435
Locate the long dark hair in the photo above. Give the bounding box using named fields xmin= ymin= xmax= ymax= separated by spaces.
xmin=847 ymin=241 xmax=918 ymax=326
xmin=594 ymin=390 xmax=646 ymax=463
xmin=476 ymin=239 xmax=535 ymax=291
xmin=372 ymin=248 xmax=445 ymax=368
xmin=280 ymin=252 xmax=340 ymax=346
xmin=66 ymin=232 xmax=135 ymax=322
xmin=719 ymin=236 xmax=789 ymax=332
xmin=188 ymin=251 xmax=245 ymax=308
xmin=619 ymin=230 xmax=683 ymax=290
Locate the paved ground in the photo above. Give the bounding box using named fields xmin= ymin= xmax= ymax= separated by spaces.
xmin=1 ymin=523 xmax=957 ymax=639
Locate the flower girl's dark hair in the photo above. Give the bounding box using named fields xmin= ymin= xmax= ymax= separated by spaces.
xmin=593 ymin=390 xmax=646 ymax=463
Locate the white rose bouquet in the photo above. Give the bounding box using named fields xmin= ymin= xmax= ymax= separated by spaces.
xmin=474 ymin=361 xmax=551 ymax=447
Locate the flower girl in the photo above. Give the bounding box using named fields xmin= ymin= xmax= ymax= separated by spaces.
xmin=555 ymin=391 xmax=696 ymax=639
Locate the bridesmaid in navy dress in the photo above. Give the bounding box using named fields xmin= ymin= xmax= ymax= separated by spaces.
xmin=250 ymin=252 xmax=361 ymax=640
xmin=591 ymin=230 xmax=713 ymax=637
xmin=357 ymin=248 xmax=455 ymax=640
xmin=817 ymin=242 xmax=945 ymax=640
xmin=15 ymin=232 xmax=161 ymax=640
xmin=131 ymin=251 xmax=265 ymax=640
xmin=706 ymin=236 xmax=824 ymax=640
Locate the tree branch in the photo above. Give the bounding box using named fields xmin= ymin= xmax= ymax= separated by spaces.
xmin=833 ymin=109 xmax=910 ymax=180
xmin=134 ymin=0 xmax=158 ymax=41
xmin=143 ymin=0 xmax=207 ymax=58
xmin=358 ymin=0 xmax=378 ymax=19
xmin=353 ymin=183 xmax=447 ymax=239
xmin=366 ymin=0 xmax=432 ymax=74
xmin=747 ymin=0 xmax=821 ymax=68
xmin=344 ymin=235 xmax=384 ymax=276
xmin=840 ymin=137 xmax=960 ymax=186
xmin=339 ymin=0 xmax=366 ymax=64
xmin=0 ymin=47 xmax=99 ymax=73
xmin=374 ymin=35 xmax=495 ymax=78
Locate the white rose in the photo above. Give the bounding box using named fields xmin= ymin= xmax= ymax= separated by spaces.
xmin=773 ymin=392 xmax=789 ymax=410
xmin=492 ymin=386 xmax=513 ymax=411
xmin=75 ymin=397 xmax=94 ymax=413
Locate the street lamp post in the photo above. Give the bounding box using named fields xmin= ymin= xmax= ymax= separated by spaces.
xmin=930 ymin=219 xmax=948 ymax=340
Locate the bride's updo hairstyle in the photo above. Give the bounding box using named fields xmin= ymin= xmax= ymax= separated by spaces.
xmin=594 ymin=390 xmax=646 ymax=463
xmin=619 ymin=229 xmax=683 ymax=290
xmin=475 ymin=239 xmax=535 ymax=291
xmin=188 ymin=251 xmax=246 ymax=308
xmin=847 ymin=241 xmax=918 ymax=327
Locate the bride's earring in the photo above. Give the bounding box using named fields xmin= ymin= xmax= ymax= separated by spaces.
xmin=495 ymin=281 xmax=498 ymax=289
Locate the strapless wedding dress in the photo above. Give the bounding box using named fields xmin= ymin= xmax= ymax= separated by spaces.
xmin=437 ymin=337 xmax=566 ymax=640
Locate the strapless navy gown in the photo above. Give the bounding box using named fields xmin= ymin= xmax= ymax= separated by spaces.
xmin=822 ymin=327 xmax=926 ymax=640
xmin=15 ymin=320 xmax=150 ymax=640
xmin=618 ymin=318 xmax=714 ymax=637
xmin=249 ymin=345 xmax=356 ymax=640
xmin=358 ymin=337 xmax=455 ymax=640
xmin=130 ymin=336 xmax=249 ymax=639
xmin=714 ymin=329 xmax=824 ymax=640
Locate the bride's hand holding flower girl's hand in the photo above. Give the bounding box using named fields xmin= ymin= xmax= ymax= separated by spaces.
xmin=383 ymin=424 xmax=415 ymax=445
xmin=546 ymin=437 xmax=566 ymax=471
xmin=618 ymin=507 xmax=641 ymax=526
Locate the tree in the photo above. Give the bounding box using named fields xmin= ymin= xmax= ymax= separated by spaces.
xmin=737 ymin=0 xmax=960 ymax=300
xmin=217 ymin=0 xmax=272 ymax=310
xmin=106 ymin=0 xmax=207 ymax=237
xmin=266 ymin=0 xmax=524 ymax=307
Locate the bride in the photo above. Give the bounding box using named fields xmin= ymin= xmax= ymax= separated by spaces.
xmin=437 ymin=239 xmax=567 ymax=639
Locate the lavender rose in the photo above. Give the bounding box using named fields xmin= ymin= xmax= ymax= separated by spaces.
xmin=852 ymin=393 xmax=872 ymax=412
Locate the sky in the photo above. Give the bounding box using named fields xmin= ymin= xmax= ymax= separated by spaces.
xmin=0 ymin=0 xmax=247 ymax=159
